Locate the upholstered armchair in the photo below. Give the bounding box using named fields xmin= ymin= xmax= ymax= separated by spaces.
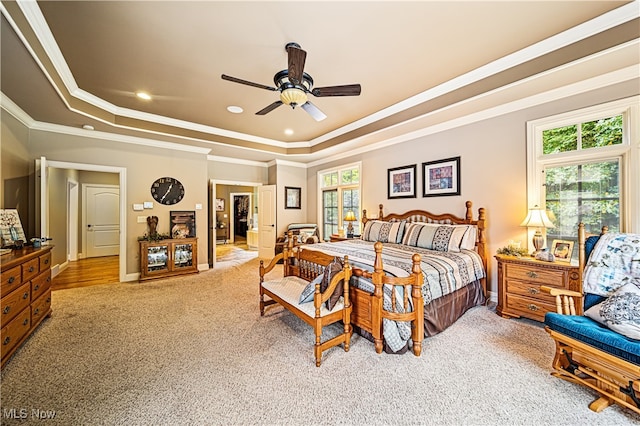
xmin=274 ymin=223 xmax=319 ymax=259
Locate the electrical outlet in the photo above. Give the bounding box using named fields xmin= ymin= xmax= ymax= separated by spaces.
xmin=137 ymin=216 xmax=147 ymax=223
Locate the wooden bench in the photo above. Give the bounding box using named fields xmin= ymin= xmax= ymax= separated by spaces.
xmin=259 ymin=243 xmax=352 ymax=367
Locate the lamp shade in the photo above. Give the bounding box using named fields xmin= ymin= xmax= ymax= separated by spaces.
xmin=280 ymin=88 xmax=308 ymax=107
xmin=344 ymin=211 xmax=356 ymax=222
xmin=519 ymin=206 xmax=555 ymax=229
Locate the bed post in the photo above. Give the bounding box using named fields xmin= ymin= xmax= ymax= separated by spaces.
xmin=465 ymin=200 xmax=473 ymax=221
xmin=371 ymin=241 xmax=385 ymax=354
xmin=410 ymin=253 xmax=424 ymax=357
xmin=476 ymin=207 xmax=488 ymax=298
xmin=378 ymin=204 xmax=384 ymax=219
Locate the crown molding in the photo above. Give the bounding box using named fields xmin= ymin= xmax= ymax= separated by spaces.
xmin=207 ymin=155 xmax=268 ymax=168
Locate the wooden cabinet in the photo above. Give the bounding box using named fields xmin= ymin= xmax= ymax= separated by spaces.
xmin=495 ymin=255 xmax=581 ymax=323
xmin=1 ymin=246 xmax=53 ymax=368
xmin=139 ymin=238 xmax=198 ymax=282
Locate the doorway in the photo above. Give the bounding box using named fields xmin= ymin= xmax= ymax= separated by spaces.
xmin=231 ymin=192 xmax=251 ymax=244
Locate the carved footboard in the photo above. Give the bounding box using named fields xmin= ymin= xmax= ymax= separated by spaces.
xmin=351 ymin=242 xmax=424 ymax=356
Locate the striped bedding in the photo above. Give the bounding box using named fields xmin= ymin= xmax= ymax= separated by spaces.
xmin=304 ymin=239 xmax=485 ymax=305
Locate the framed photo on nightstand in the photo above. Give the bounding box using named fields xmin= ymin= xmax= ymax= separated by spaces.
xmin=551 ymin=239 xmax=574 ymax=262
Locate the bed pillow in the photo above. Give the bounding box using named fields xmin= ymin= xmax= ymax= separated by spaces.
xmin=583 ymin=233 xmax=640 ymax=296
xmin=401 ymin=222 xmax=469 ymax=252
xmin=584 ymin=279 xmax=640 ymax=340
xmin=298 ymin=274 xmax=324 ymax=304
xmin=361 ymin=220 xmax=406 ymax=244
xmin=411 ymin=222 xmax=477 ymax=250
xmin=321 ymin=257 xmax=344 ymax=310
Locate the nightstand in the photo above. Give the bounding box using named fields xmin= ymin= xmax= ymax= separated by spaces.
xmin=495 ymin=254 xmax=581 ymax=323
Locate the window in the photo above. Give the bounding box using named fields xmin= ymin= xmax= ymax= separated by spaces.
xmin=527 ymin=97 xmax=638 ymax=254
xmin=318 ymin=163 xmax=361 ymax=240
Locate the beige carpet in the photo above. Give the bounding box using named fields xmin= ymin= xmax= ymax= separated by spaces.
xmin=1 ymin=256 xmax=638 ymax=425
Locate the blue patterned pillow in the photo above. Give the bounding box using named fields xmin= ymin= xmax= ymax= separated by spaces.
xmin=583 ymin=233 xmax=640 ymax=296
xmin=298 ymin=274 xmax=324 ymax=304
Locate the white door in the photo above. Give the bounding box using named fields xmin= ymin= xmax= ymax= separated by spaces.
xmin=85 ymin=185 xmax=120 ymax=257
xmin=35 ymin=156 xmax=48 ymax=239
xmin=258 ymin=185 xmax=276 ymax=259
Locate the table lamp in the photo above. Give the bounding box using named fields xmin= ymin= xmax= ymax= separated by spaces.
xmin=344 ymin=211 xmax=356 ymax=238
xmin=519 ymin=205 xmax=555 ymax=255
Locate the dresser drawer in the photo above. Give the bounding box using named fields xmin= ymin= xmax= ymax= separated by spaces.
xmin=505 ymin=263 xmax=565 ymax=287
xmin=1 ymin=266 xmax=22 ymax=298
xmin=39 ymin=252 xmax=51 ymax=272
xmin=1 ymin=282 xmax=30 ymax=324
xmin=22 ymin=258 xmax=40 ymax=282
xmin=31 ymin=270 xmax=51 ymax=302
xmin=1 ymin=307 xmax=31 ymax=359
xmin=506 ymin=293 xmax=556 ymax=322
xmin=32 ymin=290 xmax=52 ymax=326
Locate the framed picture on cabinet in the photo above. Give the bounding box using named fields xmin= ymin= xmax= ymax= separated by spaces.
xmin=422 ymin=156 xmax=460 ymax=197
xmin=170 ymin=210 xmax=196 ymax=238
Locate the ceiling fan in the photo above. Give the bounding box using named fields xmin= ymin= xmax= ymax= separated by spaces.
xmin=221 ymin=42 xmax=361 ymax=122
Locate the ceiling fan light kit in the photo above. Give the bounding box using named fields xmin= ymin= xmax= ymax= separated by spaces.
xmin=221 ymin=42 xmax=361 ymax=122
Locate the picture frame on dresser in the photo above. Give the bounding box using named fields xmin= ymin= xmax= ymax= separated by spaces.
xmin=422 ymin=156 xmax=460 ymax=197
xmin=551 ymin=239 xmax=574 ymax=262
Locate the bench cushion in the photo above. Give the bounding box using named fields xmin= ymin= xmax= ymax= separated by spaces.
xmin=262 ymin=276 xmax=344 ymax=317
xmin=545 ymin=312 xmax=640 ymax=365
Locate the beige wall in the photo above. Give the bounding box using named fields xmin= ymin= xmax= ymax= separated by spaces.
xmin=26 ymin=130 xmax=209 ymax=278
xmin=275 ymin=163 xmax=307 ymax=237
xmin=307 ymin=80 xmax=639 ymax=296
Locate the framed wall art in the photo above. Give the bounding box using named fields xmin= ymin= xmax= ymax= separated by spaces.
xmin=215 ymin=198 xmax=225 ymax=211
xmin=285 ymin=186 xmax=301 ymax=209
xmin=422 ymin=156 xmax=461 ymax=197
xmin=551 ymin=239 xmax=574 ymax=262
xmin=387 ymin=164 xmax=416 ymax=199
xmin=170 ymin=210 xmax=196 ymax=238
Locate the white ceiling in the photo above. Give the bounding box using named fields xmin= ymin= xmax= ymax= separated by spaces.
xmin=1 ymin=1 xmax=638 ymax=165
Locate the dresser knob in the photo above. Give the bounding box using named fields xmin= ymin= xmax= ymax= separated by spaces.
xmin=34 ymin=308 xmax=39 ymax=315
xmin=34 ymin=284 xmax=40 ymax=291
xmin=23 ymin=292 xmax=29 ymax=300
xmin=22 ymin=318 xmax=28 ymax=326
xmin=44 ymin=259 xmax=49 ymax=264
xmin=527 ymin=287 xmax=539 ymax=294
xmin=526 ymin=271 xmax=538 ymax=278
xmin=527 ymin=304 xmax=539 ymax=311
xmin=28 ymin=266 xmax=35 ymax=272
xmin=2 ymin=306 xmax=10 ymax=315
xmin=3 ymin=337 xmax=10 ymax=346
xmin=8 ymin=276 xmax=15 ymax=284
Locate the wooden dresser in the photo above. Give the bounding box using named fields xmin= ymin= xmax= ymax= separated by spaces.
xmin=1 ymin=246 xmax=53 ymax=368
xmin=495 ymin=254 xmax=581 ymax=323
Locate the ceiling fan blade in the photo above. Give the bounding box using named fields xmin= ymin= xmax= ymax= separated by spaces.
xmin=286 ymin=44 xmax=307 ymax=84
xmin=256 ymin=101 xmax=283 ymax=115
xmin=301 ymin=101 xmax=327 ymax=122
xmin=312 ymin=84 xmax=361 ymax=97
xmin=221 ymin=74 xmax=277 ymax=91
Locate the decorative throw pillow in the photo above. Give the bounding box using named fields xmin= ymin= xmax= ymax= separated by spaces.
xmin=401 ymin=223 xmax=469 ymax=252
xmin=298 ymin=274 xmax=324 ymax=304
xmin=321 ymin=257 xmax=344 ymax=310
xmin=583 ymin=232 xmax=640 ymax=296
xmin=584 ymin=279 xmax=640 ymax=340
xmin=361 ymin=220 xmax=406 ymax=244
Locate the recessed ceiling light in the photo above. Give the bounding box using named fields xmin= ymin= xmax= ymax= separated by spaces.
xmin=227 ymin=106 xmax=243 ymax=114
xmin=284 ymin=129 xmax=294 ymax=135
xmin=82 ymin=124 xmax=94 ymax=130
xmin=136 ymin=91 xmax=152 ymax=100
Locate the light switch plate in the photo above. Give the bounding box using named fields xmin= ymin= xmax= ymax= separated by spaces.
xmin=143 ymin=201 xmax=153 ymax=209
xmin=195 ymin=203 xmax=203 ymax=210
xmin=137 ymin=216 xmax=147 ymax=223
xmin=132 ymin=203 xmax=144 ymax=211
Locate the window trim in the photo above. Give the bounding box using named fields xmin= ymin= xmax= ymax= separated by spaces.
xmin=317 ymin=161 xmax=362 ymax=241
xmin=526 ymin=96 xmax=639 ymax=236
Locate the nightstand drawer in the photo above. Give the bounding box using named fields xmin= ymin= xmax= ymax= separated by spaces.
xmin=506 ymin=280 xmax=555 ymax=303
xmin=505 ymin=263 xmax=564 ymax=286
xmin=506 ymin=293 xmax=556 ymax=322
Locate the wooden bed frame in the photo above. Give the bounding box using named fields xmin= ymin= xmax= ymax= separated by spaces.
xmin=349 ymin=200 xmax=488 ymax=355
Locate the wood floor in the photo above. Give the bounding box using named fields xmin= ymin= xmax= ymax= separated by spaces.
xmin=52 ymin=255 xmax=120 ymax=291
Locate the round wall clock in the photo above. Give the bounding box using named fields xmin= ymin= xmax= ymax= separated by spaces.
xmin=151 ymin=177 xmax=185 ymax=205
